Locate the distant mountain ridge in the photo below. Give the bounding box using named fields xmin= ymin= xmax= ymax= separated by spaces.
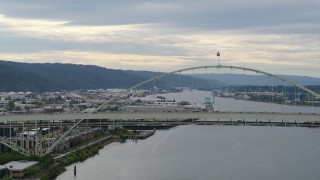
xmin=0 ymin=60 xmax=221 ymax=92
xmin=192 ymin=73 xmax=320 ymax=86
xmin=1 ymin=60 xmax=317 ymax=92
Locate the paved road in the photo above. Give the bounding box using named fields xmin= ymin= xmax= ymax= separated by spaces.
xmin=0 ymin=112 xmax=319 ymax=122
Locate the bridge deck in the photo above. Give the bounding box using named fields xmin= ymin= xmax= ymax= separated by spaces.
xmin=0 ymin=112 xmax=319 ymax=122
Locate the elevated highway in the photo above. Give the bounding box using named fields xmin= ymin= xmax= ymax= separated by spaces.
xmin=0 ymin=112 xmax=319 ymax=123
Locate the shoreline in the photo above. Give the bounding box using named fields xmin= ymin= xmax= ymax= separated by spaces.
xmin=0 ymin=128 xmax=157 ymax=179
xmin=54 ymin=136 xmax=113 ymax=161
xmin=53 ymin=129 xmax=157 ymax=179
xmin=38 ymin=135 xmax=119 ymax=180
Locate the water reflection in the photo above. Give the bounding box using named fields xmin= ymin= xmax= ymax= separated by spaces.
xmin=57 ymin=126 xmax=320 ymax=180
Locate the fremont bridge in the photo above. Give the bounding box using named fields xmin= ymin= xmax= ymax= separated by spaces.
xmin=0 ymin=64 xmax=319 ymax=156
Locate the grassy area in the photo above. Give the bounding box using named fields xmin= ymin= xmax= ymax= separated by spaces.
xmin=110 ymin=127 xmax=139 ymax=141
xmin=59 ymin=146 xmax=100 ymax=166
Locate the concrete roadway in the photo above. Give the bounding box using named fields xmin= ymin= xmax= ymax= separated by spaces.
xmin=0 ymin=112 xmax=319 ymax=123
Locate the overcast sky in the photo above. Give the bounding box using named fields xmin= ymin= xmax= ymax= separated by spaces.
xmin=0 ymin=0 xmax=319 ymax=77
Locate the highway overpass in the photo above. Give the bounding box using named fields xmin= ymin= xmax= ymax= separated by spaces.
xmin=0 ymin=112 xmax=319 ymax=123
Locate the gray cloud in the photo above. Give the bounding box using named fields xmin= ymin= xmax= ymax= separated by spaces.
xmin=0 ymin=0 xmax=318 ymax=33
xmin=0 ymin=0 xmax=319 ymax=77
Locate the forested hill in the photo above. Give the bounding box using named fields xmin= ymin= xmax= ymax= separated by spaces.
xmin=0 ymin=61 xmax=222 ymax=92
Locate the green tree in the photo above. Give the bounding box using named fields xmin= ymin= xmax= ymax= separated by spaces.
xmin=7 ymin=100 xmax=15 ymax=111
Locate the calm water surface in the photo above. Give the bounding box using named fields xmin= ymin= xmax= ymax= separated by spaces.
xmin=158 ymin=90 xmax=320 ymax=114
xmin=57 ymin=126 xmax=320 ymax=180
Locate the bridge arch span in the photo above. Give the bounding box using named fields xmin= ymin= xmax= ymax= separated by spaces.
xmin=96 ymin=64 xmax=320 ymax=112
xmin=44 ymin=64 xmax=320 ymax=155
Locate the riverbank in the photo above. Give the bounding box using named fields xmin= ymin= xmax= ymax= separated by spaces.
xmin=56 ymin=126 xmax=320 ymax=180
xmin=41 ymin=135 xmax=117 ymax=180
xmin=0 ymin=134 xmax=116 ymax=180
xmin=54 ymin=136 xmax=113 ymax=160
xmin=51 ymin=129 xmax=158 ymax=178
xmin=50 ymin=130 xmax=157 ymax=179
xmin=0 ymin=128 xmax=158 ymax=179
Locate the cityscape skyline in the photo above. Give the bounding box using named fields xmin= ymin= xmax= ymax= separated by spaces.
xmin=0 ymin=0 xmax=319 ymax=77
xmin=0 ymin=1 xmax=320 ymax=177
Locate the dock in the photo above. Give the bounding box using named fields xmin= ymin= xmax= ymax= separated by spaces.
xmin=125 ymin=130 xmax=155 ymax=140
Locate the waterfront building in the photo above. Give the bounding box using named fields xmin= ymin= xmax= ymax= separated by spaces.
xmin=0 ymin=161 xmax=39 ymax=178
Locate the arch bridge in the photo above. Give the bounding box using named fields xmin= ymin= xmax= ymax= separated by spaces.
xmin=1 ymin=64 xmax=319 ymax=156
xmin=96 ymin=64 xmax=320 ymax=112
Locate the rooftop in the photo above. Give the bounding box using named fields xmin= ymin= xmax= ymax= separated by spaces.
xmin=1 ymin=161 xmax=39 ymax=171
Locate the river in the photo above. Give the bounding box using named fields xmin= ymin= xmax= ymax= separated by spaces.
xmin=157 ymin=90 xmax=320 ymax=114
xmin=57 ymin=126 xmax=320 ymax=180
xmin=56 ymin=91 xmax=320 ymax=180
